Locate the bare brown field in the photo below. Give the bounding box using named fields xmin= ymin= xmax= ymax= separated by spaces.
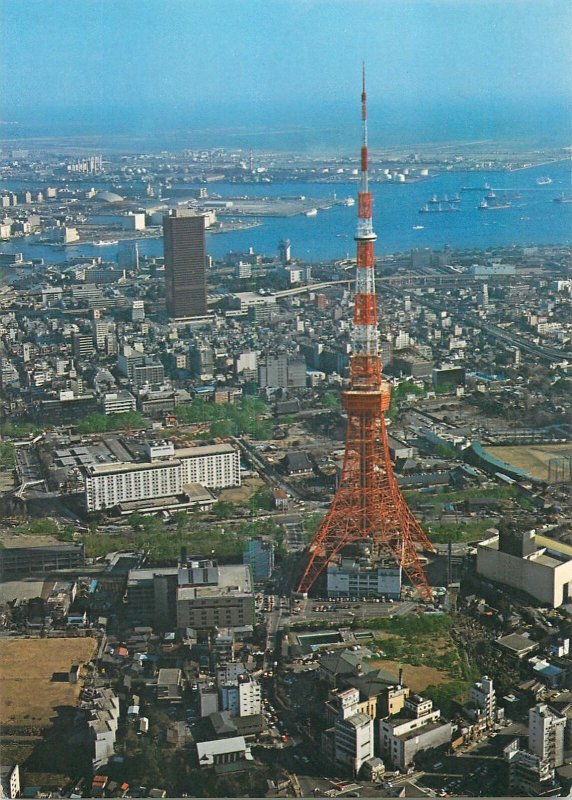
xmin=0 ymin=638 xmax=97 ymax=730
xmin=369 ymin=659 xmax=448 ymax=693
xmin=487 ymin=444 xmax=572 ymax=481
xmin=218 ymin=476 xmax=264 ymax=503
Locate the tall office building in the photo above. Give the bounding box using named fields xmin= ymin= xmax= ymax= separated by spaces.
xmin=528 ymin=703 xmax=566 ymax=768
xmin=163 ymin=210 xmax=207 ymax=319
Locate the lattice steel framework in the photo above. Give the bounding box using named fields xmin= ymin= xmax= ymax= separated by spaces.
xmin=297 ymin=68 xmax=436 ymax=600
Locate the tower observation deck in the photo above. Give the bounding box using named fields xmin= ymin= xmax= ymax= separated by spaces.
xmin=297 ymin=69 xmax=436 ymax=600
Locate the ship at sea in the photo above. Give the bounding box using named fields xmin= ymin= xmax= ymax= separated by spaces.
xmin=478 ymin=199 xmax=511 ymax=211
xmin=536 ymin=176 xmax=553 ymax=185
xmin=305 ymin=208 xmax=318 ymax=217
xmin=420 ymin=202 xmax=460 ymax=213
xmin=461 ymin=182 xmax=492 ymax=192
xmin=553 ymin=193 xmax=572 ymax=204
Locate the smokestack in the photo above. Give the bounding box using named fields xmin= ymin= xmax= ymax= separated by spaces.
xmin=398 ymin=667 xmax=404 ymax=686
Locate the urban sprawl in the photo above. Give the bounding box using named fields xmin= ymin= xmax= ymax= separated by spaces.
xmin=0 ymin=137 xmax=571 ymax=800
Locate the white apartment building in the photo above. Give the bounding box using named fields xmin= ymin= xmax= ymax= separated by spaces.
xmin=529 ymin=703 xmax=566 ymax=768
xmin=219 ymin=675 xmax=262 ymax=718
xmin=89 ymin=688 xmax=120 ymax=770
xmin=334 ymin=688 xmax=374 ymax=777
xmin=378 ymin=695 xmax=452 ymax=771
xmin=469 ymin=676 xmax=496 ymax=721
xmin=176 ymin=444 xmax=241 ymax=489
xmin=102 ymin=390 xmax=136 ymax=416
xmin=132 ymin=300 xmax=145 ymax=321
xmin=505 ymin=743 xmax=555 ymax=796
xmin=85 ymin=460 xmax=181 ymax=512
xmin=83 ymin=443 xmax=240 ymax=512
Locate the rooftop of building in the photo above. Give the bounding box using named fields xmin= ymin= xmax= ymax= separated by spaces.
xmin=395 ymin=718 xmax=451 ymax=743
xmin=157 ymin=668 xmax=181 ymax=686
xmin=174 ymin=443 xmax=237 ymax=457
xmin=127 ymin=567 xmax=179 ymax=587
xmin=320 ymin=649 xmax=373 ymax=677
xmin=346 ymin=669 xmax=401 ymax=698
xmin=496 ymin=633 xmax=539 ymax=654
xmin=339 ymin=712 xmax=372 ymax=728
xmin=85 ymin=459 xmax=181 ymax=476
xmin=177 ymin=563 xmax=252 ymax=599
xmin=479 ymin=535 xmax=569 ymax=567
xmin=196 ymin=736 xmax=249 ymax=762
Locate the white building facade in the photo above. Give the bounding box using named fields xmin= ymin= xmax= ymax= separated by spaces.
xmin=84 ymin=443 xmax=240 ymax=512
xmin=529 ymin=703 xmax=566 ymax=768
xmin=220 ymin=675 xmax=262 ymax=718
xmin=334 ymin=689 xmax=374 ymax=777
xmin=469 ymin=676 xmax=496 ymax=721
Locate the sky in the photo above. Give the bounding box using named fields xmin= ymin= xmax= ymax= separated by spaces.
xmin=1 ymin=0 xmax=571 ymax=144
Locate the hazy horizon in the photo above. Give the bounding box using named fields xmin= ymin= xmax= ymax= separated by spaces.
xmin=2 ymin=0 xmax=571 ymax=152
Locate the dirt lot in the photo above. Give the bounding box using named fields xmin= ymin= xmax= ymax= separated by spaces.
xmin=0 ymin=638 xmax=98 ymax=730
xmin=218 ymin=476 xmax=264 ymax=503
xmin=487 ymin=443 xmax=572 ymax=481
xmin=369 ymin=658 xmax=448 ymax=693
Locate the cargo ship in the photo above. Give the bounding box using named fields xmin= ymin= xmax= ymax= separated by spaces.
xmin=478 ymin=200 xmax=510 ymax=211
xmin=420 ymin=202 xmax=459 ymax=213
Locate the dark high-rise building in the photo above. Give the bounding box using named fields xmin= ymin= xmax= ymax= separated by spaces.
xmin=163 ymin=211 xmax=207 ymax=319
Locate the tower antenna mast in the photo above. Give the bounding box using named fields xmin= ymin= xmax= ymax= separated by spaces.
xmin=297 ymin=68 xmax=436 ymax=600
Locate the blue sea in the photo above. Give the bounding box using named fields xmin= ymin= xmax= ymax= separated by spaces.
xmin=1 ymin=161 xmax=571 ymax=265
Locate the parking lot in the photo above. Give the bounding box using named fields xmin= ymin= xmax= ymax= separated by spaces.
xmin=413 ymin=752 xmax=509 ymax=797
xmin=293 ymin=595 xmax=418 ymax=624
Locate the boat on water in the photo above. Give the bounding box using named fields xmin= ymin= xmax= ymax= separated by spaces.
xmin=412 ymin=225 xmax=424 ymax=230
xmin=451 ymin=194 xmax=461 ymax=203
xmin=305 ymin=208 xmax=318 ymax=217
xmin=336 ymin=233 xmax=349 ymax=238
xmin=461 ymin=182 xmax=492 ymax=192
xmin=478 ymin=200 xmax=510 ymax=211
xmin=93 ymin=240 xmax=119 ymax=246
xmin=419 ymin=202 xmax=459 ymax=213
xmin=486 ymin=190 xmax=497 ymax=200
xmin=428 ymin=194 xmax=439 ymax=204
xmin=536 ymin=176 xmax=552 ymax=185
xmin=342 ymin=197 xmax=355 ymax=206
xmin=553 ymin=193 xmax=572 ymax=204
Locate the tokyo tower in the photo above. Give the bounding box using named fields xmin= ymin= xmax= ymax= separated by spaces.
xmin=297 ymin=68 xmax=436 ymax=600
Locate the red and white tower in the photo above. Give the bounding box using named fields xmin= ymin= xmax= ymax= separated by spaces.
xmin=298 ymin=68 xmax=436 ymax=600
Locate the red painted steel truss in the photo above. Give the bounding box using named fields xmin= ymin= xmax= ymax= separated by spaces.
xmin=297 ymin=389 xmax=436 ymax=600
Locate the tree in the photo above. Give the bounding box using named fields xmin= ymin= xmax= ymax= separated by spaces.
xmin=212 ymin=500 xmax=237 ymax=519
xmin=172 ymin=511 xmax=188 ymax=536
xmin=322 ymin=392 xmax=341 ymax=411
xmin=129 ymin=512 xmax=145 ymax=532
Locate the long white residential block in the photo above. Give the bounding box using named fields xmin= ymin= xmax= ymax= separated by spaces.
xmin=84 ymin=444 xmax=240 ymax=512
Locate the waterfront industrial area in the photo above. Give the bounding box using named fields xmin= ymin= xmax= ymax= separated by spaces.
xmin=0 ymin=123 xmax=571 ymax=800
